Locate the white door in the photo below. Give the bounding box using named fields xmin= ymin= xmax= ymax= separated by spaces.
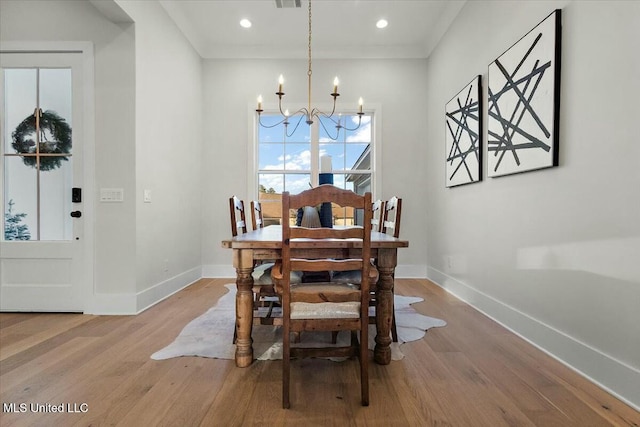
xmin=0 ymin=51 xmax=86 ymax=312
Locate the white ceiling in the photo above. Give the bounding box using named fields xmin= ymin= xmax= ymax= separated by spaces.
xmin=158 ymin=0 xmax=466 ymax=59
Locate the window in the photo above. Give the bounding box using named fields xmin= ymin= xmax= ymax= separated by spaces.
xmin=2 ymin=67 xmax=74 ymax=241
xmin=256 ymin=112 xmax=374 ymax=226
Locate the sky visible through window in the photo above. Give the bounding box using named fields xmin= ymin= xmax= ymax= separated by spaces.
xmin=258 ymin=114 xmax=371 ymax=195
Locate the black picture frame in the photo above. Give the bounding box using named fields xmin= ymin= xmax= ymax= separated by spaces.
xmin=487 ymin=9 xmax=562 ymax=177
xmin=445 ymin=75 xmax=483 ymax=187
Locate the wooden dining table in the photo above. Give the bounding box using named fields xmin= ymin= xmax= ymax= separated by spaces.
xmin=221 ymin=224 xmax=409 ymax=368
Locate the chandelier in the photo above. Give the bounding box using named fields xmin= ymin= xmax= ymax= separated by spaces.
xmin=256 ymin=0 xmax=364 ymax=140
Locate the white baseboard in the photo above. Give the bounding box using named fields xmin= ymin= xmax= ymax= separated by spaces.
xmin=202 ymin=264 xmax=236 ymax=279
xmin=394 ymin=264 xmax=428 ymax=278
xmin=136 ymin=267 xmax=202 ymax=313
xmin=86 ymin=267 xmax=201 ymax=315
xmin=427 ymin=266 xmax=640 ymax=411
xmin=86 ymin=292 xmax=137 ymax=315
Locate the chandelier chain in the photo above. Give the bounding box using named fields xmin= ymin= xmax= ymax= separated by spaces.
xmin=308 ymin=0 xmax=313 ymax=115
xmin=308 ymin=0 xmax=312 ymax=77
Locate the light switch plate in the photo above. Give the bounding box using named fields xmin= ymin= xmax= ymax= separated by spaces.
xmin=100 ymin=188 xmax=124 ymax=202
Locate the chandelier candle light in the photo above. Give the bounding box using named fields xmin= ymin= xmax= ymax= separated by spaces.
xmin=256 ymin=0 xmax=364 ymax=140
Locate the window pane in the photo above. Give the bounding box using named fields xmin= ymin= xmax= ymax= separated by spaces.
xmin=329 ymin=174 xmax=355 ymax=192
xmin=284 ymin=143 xmax=310 ymax=171
xmin=258 ymin=116 xmax=285 ymax=143
xmin=259 ymin=143 xmax=283 ymax=170
xmin=319 ymin=144 xmax=343 ymax=171
xmin=344 ymin=115 xmax=371 ymax=143
xmin=318 ymin=114 xmax=371 ymax=143
xmin=258 ymin=114 xmax=311 ymax=143
xmin=40 ymin=157 xmax=73 ymax=240
xmin=258 ymin=191 xmax=282 ymax=226
xmin=259 ymin=173 xmax=283 ymax=194
xmin=40 ymin=68 xmax=72 ymax=133
xmin=284 ymin=115 xmax=310 ymax=143
xmin=329 ymin=173 xmax=367 ymax=227
xmin=346 ymin=144 xmax=370 ymax=171
xmin=331 ymin=203 xmax=359 ymax=226
xmin=346 ymin=173 xmax=370 ymax=194
xmin=39 ymin=69 xmax=73 ymax=173
xmin=318 ymin=118 xmax=342 ymax=142
xmin=4 ymin=69 xmax=37 ymax=153
xmin=284 ymin=173 xmax=310 ymax=194
xmin=4 ymin=156 xmax=37 ymax=240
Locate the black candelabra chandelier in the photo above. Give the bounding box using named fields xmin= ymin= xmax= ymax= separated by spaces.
xmin=256 ymin=0 xmax=364 ymax=140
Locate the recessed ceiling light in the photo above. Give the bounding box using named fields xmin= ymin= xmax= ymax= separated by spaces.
xmin=376 ymin=19 xmax=388 ymax=29
xmin=240 ymin=18 xmax=252 ymax=28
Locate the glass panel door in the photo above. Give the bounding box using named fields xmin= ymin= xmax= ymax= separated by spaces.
xmin=1 ymin=50 xmax=85 ymax=312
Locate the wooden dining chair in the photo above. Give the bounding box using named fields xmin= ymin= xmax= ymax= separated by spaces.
xmin=371 ymin=199 xmax=385 ymax=233
xmin=271 ymin=184 xmax=374 ymax=408
xmin=229 ymin=196 xmax=248 ymax=237
xmin=250 ymin=200 xmax=264 ymax=230
xmin=374 ymin=196 xmax=403 ymax=341
xmin=229 ymin=196 xmax=281 ymax=342
xmin=381 ymin=196 xmax=402 ymax=238
xmin=332 ymin=196 xmax=401 ymax=342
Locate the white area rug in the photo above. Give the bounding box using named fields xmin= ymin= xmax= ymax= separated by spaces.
xmin=151 ymin=284 xmax=446 ymax=361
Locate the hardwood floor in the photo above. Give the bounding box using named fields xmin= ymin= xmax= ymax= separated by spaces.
xmin=1 ymin=278 xmax=638 ymax=426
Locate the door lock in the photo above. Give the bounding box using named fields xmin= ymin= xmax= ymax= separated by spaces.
xmin=70 ymin=211 xmax=82 ymax=218
xmin=72 ymin=187 xmax=82 ymax=203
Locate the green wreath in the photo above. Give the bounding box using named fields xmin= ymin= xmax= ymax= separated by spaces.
xmin=11 ymin=110 xmax=72 ymax=171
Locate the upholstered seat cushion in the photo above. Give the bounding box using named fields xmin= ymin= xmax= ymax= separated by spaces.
xmin=287 ymin=282 xmax=362 ymax=319
xmin=291 ymin=301 xmax=360 ymax=319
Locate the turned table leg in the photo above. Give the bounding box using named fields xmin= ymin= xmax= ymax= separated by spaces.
xmin=233 ymin=249 xmax=255 ymax=367
xmin=374 ymin=248 xmax=396 ymax=365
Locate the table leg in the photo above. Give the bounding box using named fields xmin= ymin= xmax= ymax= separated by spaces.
xmin=233 ymin=249 xmax=255 ymax=367
xmin=374 ymin=248 xmax=396 ymax=365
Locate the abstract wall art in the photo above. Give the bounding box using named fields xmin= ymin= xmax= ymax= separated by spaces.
xmin=445 ymin=75 xmax=482 ymax=187
xmin=487 ymin=9 xmax=562 ymax=177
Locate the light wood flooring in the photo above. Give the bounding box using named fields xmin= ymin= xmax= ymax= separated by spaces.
xmin=1 ymin=278 xmax=638 ymax=426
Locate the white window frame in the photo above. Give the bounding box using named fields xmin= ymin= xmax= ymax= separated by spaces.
xmin=247 ymin=102 xmax=381 ymax=201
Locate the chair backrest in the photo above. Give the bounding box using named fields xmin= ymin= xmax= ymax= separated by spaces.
xmin=382 ymin=196 xmax=402 ymax=238
xmin=281 ymin=184 xmax=373 ymax=295
xmin=371 ymin=199 xmax=385 ymax=233
xmin=278 ymin=184 xmax=373 ymax=408
xmin=250 ymin=200 xmax=264 ymax=230
xmin=229 ymin=196 xmax=248 ymax=237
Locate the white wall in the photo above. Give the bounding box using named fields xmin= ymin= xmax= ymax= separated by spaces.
xmin=201 ymin=58 xmax=429 ymax=278
xmin=425 ymin=0 xmax=640 ymax=408
xmin=115 ymin=1 xmax=203 ymax=311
